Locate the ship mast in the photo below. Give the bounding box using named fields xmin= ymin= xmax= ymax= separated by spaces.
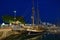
xmin=37 ymin=0 xmax=40 ymax=27
xmin=31 ymin=0 xmax=35 ymax=27
xmin=32 ymin=0 xmax=40 ymax=27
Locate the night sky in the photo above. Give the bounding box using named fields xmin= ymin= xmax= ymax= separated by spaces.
xmin=0 ymin=0 xmax=60 ymax=24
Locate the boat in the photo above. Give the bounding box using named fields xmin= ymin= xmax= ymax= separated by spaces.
xmin=23 ymin=0 xmax=45 ymax=34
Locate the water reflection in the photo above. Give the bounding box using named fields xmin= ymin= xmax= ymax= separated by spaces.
xmin=40 ymin=32 xmax=60 ymax=40
xmin=2 ymin=31 xmax=60 ymax=40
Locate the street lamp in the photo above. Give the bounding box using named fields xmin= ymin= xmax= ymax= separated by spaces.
xmin=13 ymin=11 xmax=16 ymax=20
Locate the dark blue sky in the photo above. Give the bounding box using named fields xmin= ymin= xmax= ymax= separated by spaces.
xmin=0 ymin=0 xmax=60 ymax=24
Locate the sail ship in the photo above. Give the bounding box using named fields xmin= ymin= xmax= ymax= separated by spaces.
xmin=24 ymin=0 xmax=45 ymax=33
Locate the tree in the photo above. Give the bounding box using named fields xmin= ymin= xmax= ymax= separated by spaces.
xmin=2 ymin=15 xmax=25 ymax=24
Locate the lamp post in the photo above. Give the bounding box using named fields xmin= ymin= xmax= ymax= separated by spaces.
xmin=13 ymin=11 xmax=16 ymax=20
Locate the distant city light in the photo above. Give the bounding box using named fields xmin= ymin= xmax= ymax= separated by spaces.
xmin=42 ymin=22 xmax=46 ymax=25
